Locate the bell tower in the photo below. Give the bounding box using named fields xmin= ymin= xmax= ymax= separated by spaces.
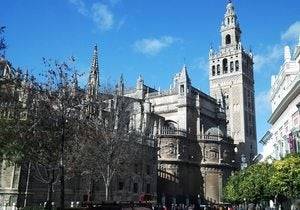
xmin=209 ymin=0 xmax=257 ymax=165
xmin=220 ymin=0 xmax=241 ymax=47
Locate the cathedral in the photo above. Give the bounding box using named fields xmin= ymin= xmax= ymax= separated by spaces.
xmin=124 ymin=0 xmax=256 ymax=204
xmin=0 ymin=0 xmax=256 ymax=207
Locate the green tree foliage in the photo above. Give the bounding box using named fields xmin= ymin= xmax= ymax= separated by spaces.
xmin=239 ymin=163 xmax=275 ymax=203
xmin=223 ymin=171 xmax=243 ymax=203
xmin=270 ymin=154 xmax=300 ymax=200
xmin=224 ymin=154 xmax=300 ymax=204
xmin=224 ymin=163 xmax=275 ymax=204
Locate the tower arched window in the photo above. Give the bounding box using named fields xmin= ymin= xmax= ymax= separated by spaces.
xmin=212 ymin=65 xmax=216 ymax=76
xmin=230 ymin=61 xmax=234 ymax=72
xmin=235 ymin=60 xmax=239 ymax=71
xmin=222 ymin=59 xmax=228 ymax=74
xmin=217 ymin=64 xmax=220 ymax=75
xmin=225 ymin=34 xmax=231 ymax=45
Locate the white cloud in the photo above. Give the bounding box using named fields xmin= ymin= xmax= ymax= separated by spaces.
xmin=69 ymin=0 xmax=88 ymax=16
xmin=281 ymin=21 xmax=300 ymax=42
xmin=92 ymin=3 xmax=114 ymax=31
xmin=254 ymin=21 xmax=300 ymax=73
xmin=134 ymin=36 xmax=178 ymax=56
xmin=69 ymin=0 xmax=117 ymax=31
xmin=254 ymin=45 xmax=282 ymax=72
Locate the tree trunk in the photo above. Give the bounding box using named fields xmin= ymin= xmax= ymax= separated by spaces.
xmin=87 ymin=177 xmax=93 ymax=204
xmin=105 ymin=182 xmax=109 ymax=201
xmin=60 ymin=117 xmax=65 ymax=210
xmin=24 ymin=162 xmax=31 ymax=207
xmin=45 ymin=169 xmax=55 ymax=210
xmin=105 ymin=165 xmax=110 ymax=201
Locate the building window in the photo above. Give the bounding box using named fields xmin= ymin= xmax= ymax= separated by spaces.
xmin=146 ymin=183 xmax=151 ymax=193
xmin=212 ymin=65 xmax=216 ymax=76
xmin=134 ymin=163 xmax=138 ymax=174
xmin=284 ymin=121 xmax=289 ymax=134
xmin=217 ymin=64 xmax=220 ymax=75
xmin=226 ymin=34 xmax=231 ymax=45
xmin=118 ymin=182 xmax=124 ymax=190
xmin=146 ymin=165 xmax=151 ymax=175
xmin=235 ymin=60 xmax=239 ymax=71
xmin=223 ymin=59 xmax=228 ymax=73
xmin=180 ymin=85 xmax=184 ymax=94
xmin=292 ymin=111 xmax=298 ymax=127
xmin=230 ymin=61 xmax=234 ymax=72
xmin=133 ymin=183 xmax=138 ymax=193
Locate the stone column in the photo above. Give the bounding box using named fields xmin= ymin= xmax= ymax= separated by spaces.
xmin=196 ymin=112 xmax=201 ymax=140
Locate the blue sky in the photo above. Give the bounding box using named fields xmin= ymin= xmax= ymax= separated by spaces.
xmin=1 ymin=0 xmax=300 ymax=152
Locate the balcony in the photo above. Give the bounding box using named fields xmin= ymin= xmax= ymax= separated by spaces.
xmin=157 ymin=168 xmax=179 ymax=183
xmin=197 ymin=134 xmax=222 ymax=141
xmin=158 ymin=127 xmax=187 ymax=138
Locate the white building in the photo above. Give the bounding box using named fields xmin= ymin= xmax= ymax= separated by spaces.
xmin=260 ymin=39 xmax=300 ymax=161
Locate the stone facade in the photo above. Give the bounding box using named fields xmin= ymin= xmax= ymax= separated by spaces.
xmin=260 ymin=43 xmax=300 ymax=161
xmin=0 ymin=2 xmax=250 ymax=206
xmin=125 ymin=65 xmax=236 ymax=204
xmin=209 ymin=1 xmax=257 ymax=164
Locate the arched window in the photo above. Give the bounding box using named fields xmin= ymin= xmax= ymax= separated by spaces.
xmin=222 ymin=59 xmax=228 ymax=73
xmin=217 ymin=64 xmax=220 ymax=75
xmin=225 ymin=34 xmax=231 ymax=45
xmin=230 ymin=61 xmax=234 ymax=72
xmin=235 ymin=60 xmax=239 ymax=71
xmin=212 ymin=65 xmax=216 ymax=76
xmin=165 ymin=120 xmax=177 ymax=130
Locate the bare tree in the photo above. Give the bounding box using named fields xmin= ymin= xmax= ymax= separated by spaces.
xmin=0 ymin=57 xmax=84 ymax=209
xmin=30 ymin=58 xmax=84 ymax=210
xmin=75 ymin=89 xmax=142 ymax=202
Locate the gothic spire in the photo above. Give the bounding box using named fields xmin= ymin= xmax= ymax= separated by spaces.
xmin=117 ymin=74 xmax=124 ymax=96
xmin=71 ymin=70 xmax=79 ymax=95
xmin=180 ymin=64 xmax=191 ymax=83
xmin=91 ymin=45 xmax=99 ymax=73
xmin=136 ymin=74 xmax=144 ymax=90
xmin=87 ymin=45 xmax=100 ymax=98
